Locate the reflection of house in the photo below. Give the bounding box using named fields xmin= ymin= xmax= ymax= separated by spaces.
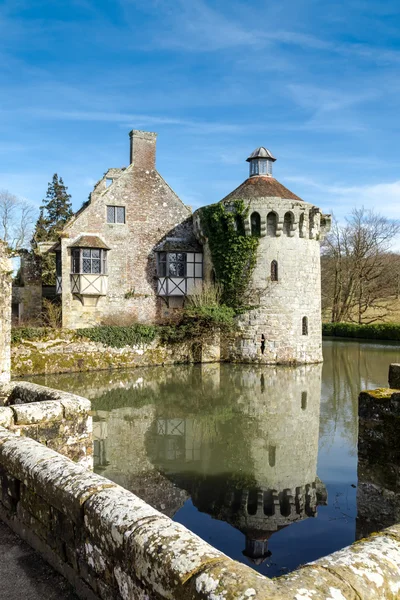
xmin=46 ymin=129 xmax=330 ymax=363
xmin=89 ymin=363 xmax=327 ymax=563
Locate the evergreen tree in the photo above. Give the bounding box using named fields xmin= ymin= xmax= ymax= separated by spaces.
xmin=33 ymin=174 xmax=73 ymax=243
xmin=31 ymin=208 xmax=47 ymax=245
xmin=31 ymin=174 xmax=73 ymax=286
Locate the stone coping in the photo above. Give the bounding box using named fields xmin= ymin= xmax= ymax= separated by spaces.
xmin=0 ymin=381 xmax=90 ymax=427
xmin=0 ymin=425 xmax=400 ymax=600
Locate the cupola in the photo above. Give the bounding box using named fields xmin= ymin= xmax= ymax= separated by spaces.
xmin=246 ymin=147 xmax=276 ymax=177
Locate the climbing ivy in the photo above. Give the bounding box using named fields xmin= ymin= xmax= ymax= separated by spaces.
xmin=199 ymin=200 xmax=259 ymax=309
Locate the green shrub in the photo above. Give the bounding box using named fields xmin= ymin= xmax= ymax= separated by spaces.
xmin=160 ymin=304 xmax=235 ymax=344
xmin=11 ymin=327 xmax=55 ymax=344
xmin=322 ymin=322 xmax=400 ymax=341
xmin=76 ymin=324 xmax=157 ymax=348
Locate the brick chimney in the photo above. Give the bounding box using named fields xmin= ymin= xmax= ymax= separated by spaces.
xmin=129 ymin=130 xmax=157 ymax=170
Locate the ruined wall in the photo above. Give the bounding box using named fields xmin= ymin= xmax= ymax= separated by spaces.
xmin=0 ymin=425 xmax=400 ymax=600
xmin=12 ymin=251 xmax=43 ymax=324
xmin=11 ymin=332 xmax=220 ymax=377
xmin=0 ymin=240 xmax=11 ymax=386
xmin=0 ymin=381 xmax=92 ymax=467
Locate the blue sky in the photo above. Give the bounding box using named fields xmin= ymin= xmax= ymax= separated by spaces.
xmin=2 ymin=0 xmax=400 ymax=222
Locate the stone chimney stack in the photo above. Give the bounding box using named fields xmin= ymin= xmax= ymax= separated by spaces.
xmin=0 ymin=240 xmax=11 ymax=386
xmin=129 ymin=130 xmax=158 ymax=170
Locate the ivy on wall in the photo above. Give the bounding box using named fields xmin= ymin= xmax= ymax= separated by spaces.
xmin=199 ymin=200 xmax=259 ymax=309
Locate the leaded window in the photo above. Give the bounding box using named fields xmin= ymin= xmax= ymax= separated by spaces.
xmin=71 ymin=248 xmax=107 ymax=274
xmin=107 ymin=205 xmax=125 ymax=224
xmin=83 ymin=249 xmax=101 ymax=274
xmin=157 ymin=252 xmax=187 ymax=277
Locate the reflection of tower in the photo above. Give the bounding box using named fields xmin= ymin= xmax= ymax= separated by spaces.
xmin=149 ymin=362 xmax=327 ymax=563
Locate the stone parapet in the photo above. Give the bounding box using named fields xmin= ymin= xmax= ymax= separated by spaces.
xmin=0 ymin=381 xmax=92 ymax=467
xmin=389 ymin=363 xmax=400 ymax=389
xmin=358 ymin=384 xmax=400 ymax=539
xmin=0 ymin=240 xmax=12 ymax=386
xmin=0 ymin=425 xmax=400 ymax=600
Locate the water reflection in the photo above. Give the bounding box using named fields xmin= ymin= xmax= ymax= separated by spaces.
xmin=28 ymin=339 xmax=400 ymax=575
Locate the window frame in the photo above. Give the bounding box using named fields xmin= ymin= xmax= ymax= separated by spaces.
xmin=106 ymin=205 xmax=126 ymax=224
xmin=157 ymin=252 xmax=189 ymax=278
xmin=70 ymin=248 xmax=108 ymax=275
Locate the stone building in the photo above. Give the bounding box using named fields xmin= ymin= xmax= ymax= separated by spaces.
xmin=52 ymin=130 xmax=330 ymax=364
xmin=194 ymin=148 xmax=331 ymax=364
xmin=52 ymin=130 xmax=198 ymax=329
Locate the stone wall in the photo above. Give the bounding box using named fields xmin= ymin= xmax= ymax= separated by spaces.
xmin=0 ymin=240 xmax=12 ymax=386
xmin=0 ymin=381 xmax=92 ymax=468
xmin=0 ymin=425 xmax=400 ymax=600
xmin=12 ymin=251 xmax=43 ymax=324
xmin=11 ymin=332 xmax=220 ymax=377
xmin=357 ymin=384 xmax=400 ymax=539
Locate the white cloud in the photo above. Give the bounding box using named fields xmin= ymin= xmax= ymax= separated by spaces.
xmin=285 ymin=175 xmax=400 ymax=217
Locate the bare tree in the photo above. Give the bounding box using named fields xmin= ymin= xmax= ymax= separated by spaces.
xmin=0 ymin=189 xmax=36 ymax=251
xmin=322 ymin=208 xmax=400 ymax=324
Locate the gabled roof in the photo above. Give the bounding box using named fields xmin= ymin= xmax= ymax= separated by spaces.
xmin=220 ymin=176 xmax=303 ymax=203
xmin=67 ymin=235 xmax=110 ymax=250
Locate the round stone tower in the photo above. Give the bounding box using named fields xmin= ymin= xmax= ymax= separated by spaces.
xmin=196 ymin=147 xmax=331 ymax=365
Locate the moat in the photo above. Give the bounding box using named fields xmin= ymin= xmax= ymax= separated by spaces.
xmin=28 ymin=339 xmax=400 ymax=577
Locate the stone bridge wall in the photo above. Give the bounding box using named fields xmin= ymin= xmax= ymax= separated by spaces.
xmin=0 ymin=240 xmax=12 ymax=386
xmin=0 ymin=381 xmax=92 ymax=468
xmin=0 ymin=422 xmax=400 ymax=600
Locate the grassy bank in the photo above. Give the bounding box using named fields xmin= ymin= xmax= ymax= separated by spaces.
xmin=323 ymin=322 xmax=400 ymax=341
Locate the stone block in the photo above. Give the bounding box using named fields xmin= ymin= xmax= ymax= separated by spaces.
xmin=0 ymin=407 xmax=13 ymax=428
xmin=60 ymin=396 xmax=91 ymax=419
xmin=12 ymin=400 xmax=64 ymax=425
xmin=313 ymin=531 xmax=400 ymax=599
xmin=83 ymin=486 xmax=164 ymax=555
xmin=0 ymin=467 xmax=20 ymax=511
xmin=389 ymin=363 xmax=400 ymax=389
xmin=188 ymin=559 xmax=279 ymax=600
xmin=0 ymin=435 xmax=115 ymax=522
xmin=124 ymin=518 xmax=224 ymax=599
xmin=20 ymin=483 xmax=51 ymax=526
